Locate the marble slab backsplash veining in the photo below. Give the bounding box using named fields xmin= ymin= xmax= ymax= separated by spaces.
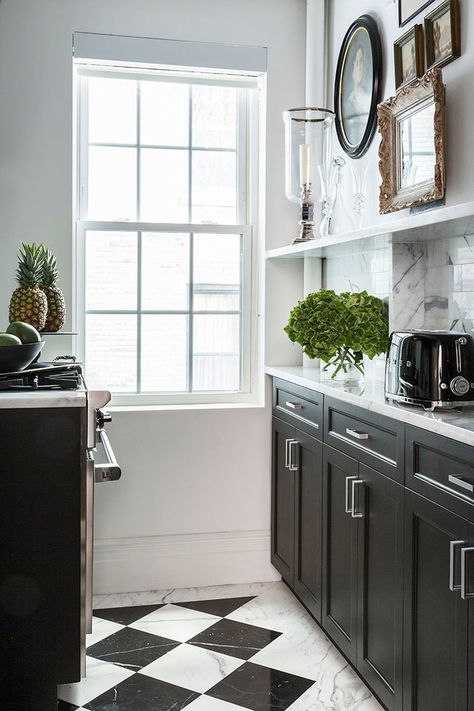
xmin=392 ymin=234 xmax=474 ymax=333
xmin=322 ymin=232 xmax=474 ymax=337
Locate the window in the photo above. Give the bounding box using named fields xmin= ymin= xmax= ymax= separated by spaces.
xmin=75 ymin=62 xmax=262 ymax=406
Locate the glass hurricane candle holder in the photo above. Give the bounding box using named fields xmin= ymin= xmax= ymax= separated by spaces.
xmin=283 ymin=107 xmax=335 ymax=244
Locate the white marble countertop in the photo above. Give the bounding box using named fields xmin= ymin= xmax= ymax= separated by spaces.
xmin=0 ymin=390 xmax=87 ymax=408
xmin=266 ymin=365 xmax=474 ymax=446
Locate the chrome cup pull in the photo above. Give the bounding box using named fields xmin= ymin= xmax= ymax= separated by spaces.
xmin=449 ymin=540 xmax=465 ymax=591
xmin=351 ymin=479 xmax=364 ymax=518
xmin=285 ymin=401 xmax=303 ymax=411
xmin=448 ymin=475 xmax=474 ymax=494
xmin=345 ymin=475 xmax=358 ymax=514
xmin=346 ymin=428 xmax=369 ymax=440
xmin=460 ymin=546 xmax=474 ymax=600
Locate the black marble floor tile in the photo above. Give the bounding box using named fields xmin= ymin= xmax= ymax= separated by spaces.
xmin=93 ymin=603 xmax=165 ymax=626
xmin=57 ymin=701 xmax=79 ymax=710
xmin=85 ymin=674 xmax=199 ymax=711
xmin=205 ymin=662 xmax=315 ymax=711
xmin=175 ymin=595 xmax=256 ymax=617
xmin=87 ymin=626 xmax=181 ymax=670
xmin=187 ymin=617 xmax=281 ymax=660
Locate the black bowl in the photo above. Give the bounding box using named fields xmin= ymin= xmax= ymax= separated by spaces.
xmin=0 ymin=341 xmax=45 ymax=373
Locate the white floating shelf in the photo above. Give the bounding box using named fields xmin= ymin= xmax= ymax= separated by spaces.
xmin=265 ymin=201 xmax=474 ymax=259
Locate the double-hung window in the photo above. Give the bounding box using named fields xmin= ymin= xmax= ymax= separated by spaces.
xmin=74 ymin=36 xmax=264 ymax=406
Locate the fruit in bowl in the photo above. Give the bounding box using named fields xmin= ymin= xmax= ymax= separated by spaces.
xmin=6 ymin=321 xmax=42 ymax=344
xmin=0 ymin=321 xmax=44 ymax=372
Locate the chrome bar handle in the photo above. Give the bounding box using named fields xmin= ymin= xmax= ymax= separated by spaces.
xmin=345 ymin=475 xmax=358 ymax=514
xmin=449 ymin=540 xmax=465 ymax=591
xmin=285 ymin=438 xmax=291 ymax=469
xmin=285 ymin=401 xmax=303 ymax=411
xmin=346 ymin=428 xmax=369 ymax=440
xmin=288 ymin=440 xmax=299 ymax=471
xmin=448 ymin=475 xmax=474 ymax=493
xmin=461 ymin=546 xmax=474 ymax=599
xmin=351 ymin=479 xmax=364 ymax=518
xmin=95 ymin=429 xmax=122 ymax=483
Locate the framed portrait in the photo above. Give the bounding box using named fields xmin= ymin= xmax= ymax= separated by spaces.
xmin=399 ymin=0 xmax=435 ymax=27
xmin=334 ymin=15 xmax=383 ymax=159
xmin=425 ymin=0 xmax=460 ymax=69
xmin=394 ymin=25 xmax=424 ymax=89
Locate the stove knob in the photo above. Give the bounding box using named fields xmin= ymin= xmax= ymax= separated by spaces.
xmin=450 ymin=376 xmax=470 ymax=396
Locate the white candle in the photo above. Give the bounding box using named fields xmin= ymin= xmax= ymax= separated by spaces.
xmin=299 ymin=143 xmax=311 ymax=187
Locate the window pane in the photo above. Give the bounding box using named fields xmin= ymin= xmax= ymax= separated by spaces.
xmin=193 ymin=314 xmax=240 ymax=391
xmin=86 ymin=232 xmax=137 ymax=311
xmin=88 ymin=146 xmax=137 ymax=220
xmin=86 ymin=314 xmax=137 ymax=392
xmin=142 ymin=233 xmax=189 ymax=310
xmin=89 ymin=77 xmax=137 ymax=144
xmin=141 ymin=315 xmax=188 ymax=391
xmin=193 ymin=234 xmax=241 ymax=311
xmin=140 ymin=81 xmax=189 ymax=146
xmin=140 ymin=148 xmax=189 ymax=222
xmin=192 ymin=85 xmax=237 ymax=149
xmin=192 ymin=150 xmax=237 ymax=223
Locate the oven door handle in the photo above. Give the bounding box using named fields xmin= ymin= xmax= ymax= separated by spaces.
xmin=94 ymin=429 xmax=122 ymax=482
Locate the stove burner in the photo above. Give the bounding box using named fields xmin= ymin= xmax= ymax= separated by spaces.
xmin=0 ymin=362 xmax=84 ymax=391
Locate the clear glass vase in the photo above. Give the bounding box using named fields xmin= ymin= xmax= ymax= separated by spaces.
xmin=320 ymin=350 xmax=364 ymax=386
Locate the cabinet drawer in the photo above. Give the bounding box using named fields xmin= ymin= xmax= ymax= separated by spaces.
xmin=406 ymin=426 xmax=474 ymax=523
xmin=324 ymin=398 xmax=404 ymax=482
xmin=272 ymin=378 xmax=323 ymax=438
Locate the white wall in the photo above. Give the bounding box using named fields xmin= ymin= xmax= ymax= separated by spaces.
xmin=322 ymin=0 xmax=474 ymax=232
xmin=0 ymin=0 xmax=306 ymax=592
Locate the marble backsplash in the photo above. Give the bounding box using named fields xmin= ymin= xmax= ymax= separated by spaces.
xmin=322 ymin=233 xmax=474 ymax=335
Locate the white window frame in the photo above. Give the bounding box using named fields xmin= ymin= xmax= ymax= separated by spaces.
xmin=74 ymin=64 xmax=262 ymax=408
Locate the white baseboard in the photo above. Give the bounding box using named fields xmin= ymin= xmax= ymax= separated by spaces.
xmin=93 ymin=529 xmax=281 ymax=594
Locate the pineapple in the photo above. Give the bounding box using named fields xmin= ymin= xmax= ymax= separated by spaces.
xmin=9 ymin=242 xmax=48 ymax=330
xmin=40 ymin=247 xmax=66 ymax=332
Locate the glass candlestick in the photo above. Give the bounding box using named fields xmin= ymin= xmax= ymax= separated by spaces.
xmin=283 ymin=107 xmax=335 ymax=244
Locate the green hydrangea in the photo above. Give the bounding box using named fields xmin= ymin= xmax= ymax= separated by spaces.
xmin=284 ymin=289 xmax=389 ymax=377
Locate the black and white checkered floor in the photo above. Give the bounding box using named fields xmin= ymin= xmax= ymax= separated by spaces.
xmin=58 ymin=583 xmax=383 ymax=711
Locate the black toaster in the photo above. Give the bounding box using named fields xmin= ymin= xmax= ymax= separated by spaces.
xmin=385 ymin=331 xmax=474 ymax=410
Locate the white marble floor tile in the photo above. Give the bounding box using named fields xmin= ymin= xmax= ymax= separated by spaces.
xmin=129 ymin=602 xmax=220 ymax=642
xmin=93 ymin=581 xmax=276 ymax=609
xmin=185 ymin=695 xmax=251 ymax=711
xmin=225 ymin=582 xmax=312 ymax=634
xmin=140 ymin=642 xmax=244 ymax=693
xmin=57 ymin=656 xmax=133 ymax=706
xmin=86 ymin=616 xmax=124 ymax=646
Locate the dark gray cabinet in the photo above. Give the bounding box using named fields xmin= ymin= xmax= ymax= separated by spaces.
xmin=271 ymin=417 xmax=296 ymax=584
xmin=271 ymin=416 xmax=323 ymax=620
xmin=321 ymin=447 xmax=404 ymax=708
xmin=271 ymin=376 xmax=474 ymax=711
xmin=356 ymin=463 xmax=404 ymax=711
xmin=321 ymin=445 xmax=358 ymax=662
xmin=0 ymin=406 xmax=85 ymax=710
xmin=403 ymin=490 xmax=473 ymax=711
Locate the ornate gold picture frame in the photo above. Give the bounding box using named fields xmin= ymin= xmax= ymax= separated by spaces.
xmin=377 ymin=68 xmax=445 ymax=214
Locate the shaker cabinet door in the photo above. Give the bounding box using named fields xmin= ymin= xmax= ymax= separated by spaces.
xmin=271 ymin=417 xmax=296 ymax=585
xmin=293 ymin=429 xmax=323 ymax=622
xmin=356 ymin=464 xmax=404 ymax=711
xmin=403 ymin=491 xmax=471 ymax=711
xmin=321 ymin=444 xmax=359 ymax=663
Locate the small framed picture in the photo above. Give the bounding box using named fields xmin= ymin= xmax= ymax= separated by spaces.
xmin=394 ymin=25 xmax=424 ymax=89
xmin=425 ymin=0 xmax=460 ymax=69
xmin=399 ymin=0 xmax=435 ymax=27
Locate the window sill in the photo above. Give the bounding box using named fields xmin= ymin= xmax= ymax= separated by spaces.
xmin=108 ymin=401 xmax=265 ymax=413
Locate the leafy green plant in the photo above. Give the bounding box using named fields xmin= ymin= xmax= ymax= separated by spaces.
xmin=284 ymin=289 xmax=389 ymax=377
